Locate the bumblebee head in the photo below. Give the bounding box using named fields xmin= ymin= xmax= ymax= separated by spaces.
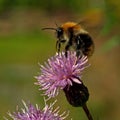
xmin=55 ymin=27 xmax=66 ymax=43
xmin=56 ymin=22 xmax=81 ymax=42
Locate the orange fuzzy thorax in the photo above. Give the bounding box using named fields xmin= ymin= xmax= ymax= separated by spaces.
xmin=61 ymin=22 xmax=81 ymax=31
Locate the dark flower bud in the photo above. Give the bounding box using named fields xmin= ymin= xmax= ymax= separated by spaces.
xmin=63 ymin=81 xmax=89 ymax=107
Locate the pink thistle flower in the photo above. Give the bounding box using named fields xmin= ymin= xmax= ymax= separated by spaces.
xmin=35 ymin=51 xmax=89 ymax=98
xmin=6 ymin=100 xmax=69 ymax=120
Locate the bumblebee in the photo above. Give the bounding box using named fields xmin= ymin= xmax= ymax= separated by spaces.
xmin=42 ymin=22 xmax=94 ymax=57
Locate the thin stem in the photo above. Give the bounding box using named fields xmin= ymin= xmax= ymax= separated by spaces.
xmin=82 ymin=103 xmax=93 ymax=120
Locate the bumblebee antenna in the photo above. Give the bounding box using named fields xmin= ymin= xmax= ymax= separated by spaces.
xmin=41 ymin=28 xmax=57 ymax=31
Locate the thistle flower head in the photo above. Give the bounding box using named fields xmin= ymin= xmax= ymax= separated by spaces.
xmin=35 ymin=51 xmax=89 ymax=98
xmin=7 ymin=100 xmax=68 ymax=120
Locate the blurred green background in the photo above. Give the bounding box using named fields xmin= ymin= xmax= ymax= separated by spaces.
xmin=0 ymin=0 xmax=120 ymax=120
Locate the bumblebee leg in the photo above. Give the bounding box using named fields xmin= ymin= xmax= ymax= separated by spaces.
xmin=75 ymin=35 xmax=84 ymax=58
xmin=65 ymin=44 xmax=69 ymax=57
xmin=65 ymin=43 xmax=71 ymax=57
xmin=56 ymin=41 xmax=61 ymax=53
xmin=58 ymin=42 xmax=61 ymax=53
xmin=76 ymin=50 xmax=83 ymax=58
xmin=76 ymin=44 xmax=83 ymax=58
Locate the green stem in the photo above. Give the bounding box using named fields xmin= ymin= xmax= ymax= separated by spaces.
xmin=82 ymin=103 xmax=93 ymax=120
